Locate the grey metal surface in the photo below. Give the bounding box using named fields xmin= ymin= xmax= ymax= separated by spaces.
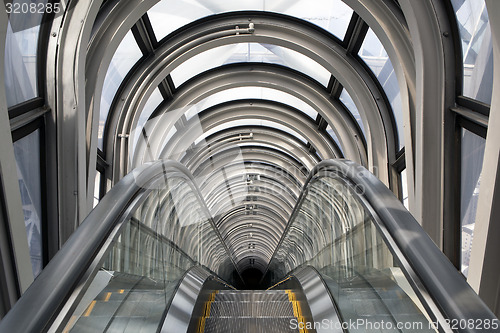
xmin=160 ymin=266 xmax=211 ymax=333
xmin=305 ymin=160 xmax=497 ymax=332
xmin=0 ymin=160 xmax=238 ymax=333
xmin=200 ymin=290 xmax=302 ymax=333
xmin=293 ymin=267 xmax=343 ymax=333
xmin=104 ymin=13 xmax=393 ymax=180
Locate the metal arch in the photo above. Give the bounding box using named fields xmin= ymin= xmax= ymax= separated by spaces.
xmin=101 ymin=14 xmax=395 ymax=181
xmin=209 ymin=185 xmax=296 ymax=223
xmin=84 ymin=0 xmax=159 ymax=212
xmin=179 ymin=128 xmax=321 ymax=174
xmin=45 ymin=0 xmax=103 ymax=241
xmin=196 ymin=160 xmax=305 ymax=195
xmin=196 ymin=161 xmax=303 ymax=199
xmin=157 ymin=99 xmax=340 ymax=161
xmin=206 ymin=181 xmax=297 ymax=217
xmin=398 ymin=0 xmax=457 ymax=247
xmin=221 ymin=212 xmax=289 ymax=240
xmin=190 ymin=145 xmax=310 ymax=183
xmin=180 ymin=130 xmax=320 ymax=172
xmin=128 ymin=64 xmax=364 ymax=169
xmin=193 ymin=158 xmax=305 ymax=198
xmin=343 ymin=0 xmax=417 ymax=149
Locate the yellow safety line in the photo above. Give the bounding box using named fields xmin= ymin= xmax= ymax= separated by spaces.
xmin=266 ymin=276 xmax=291 ymax=290
xmin=104 ymin=292 xmax=112 ymax=302
xmin=198 ymin=291 xmax=219 ymax=333
xmin=286 ymin=290 xmax=308 ymax=333
xmin=83 ymin=301 xmax=96 ymax=317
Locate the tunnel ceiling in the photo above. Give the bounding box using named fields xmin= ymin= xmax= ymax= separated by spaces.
xmin=88 ymin=0 xmax=410 ymax=274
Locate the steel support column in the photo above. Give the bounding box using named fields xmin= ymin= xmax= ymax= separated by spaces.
xmin=468 ymin=0 xmax=500 ymax=317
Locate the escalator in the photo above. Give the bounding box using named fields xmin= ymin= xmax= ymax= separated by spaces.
xmin=0 ymin=160 xmax=497 ymax=333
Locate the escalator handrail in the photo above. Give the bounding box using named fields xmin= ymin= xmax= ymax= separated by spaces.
xmin=0 ymin=160 xmax=239 ymax=333
xmin=265 ymin=159 xmax=497 ymax=331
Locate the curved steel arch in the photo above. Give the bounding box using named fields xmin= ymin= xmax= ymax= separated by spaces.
xmin=181 ymin=130 xmax=321 ymax=172
xmin=102 ymin=14 xmax=398 ymax=182
xmin=126 ymin=64 xmax=365 ymax=170
xmin=50 ymin=0 xmax=418 ymax=234
xmin=191 ymin=145 xmax=310 ymax=183
xmin=157 ymin=99 xmax=341 ymax=161
xmin=179 ymin=127 xmax=324 ymax=174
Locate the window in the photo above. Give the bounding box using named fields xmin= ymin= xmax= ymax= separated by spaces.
xmin=359 ymin=28 xmax=403 ymax=149
xmin=4 ymin=0 xmax=48 ymax=107
xmin=170 ymin=43 xmax=331 ymax=87
xmin=400 ymin=169 xmax=408 ymax=209
xmin=148 ymin=0 xmax=352 ymax=42
xmin=13 ymin=129 xmax=44 ymax=278
xmin=99 ymin=31 xmax=143 ymax=149
xmin=451 ymin=0 xmax=493 ymax=104
xmin=460 ymin=128 xmax=485 ymax=277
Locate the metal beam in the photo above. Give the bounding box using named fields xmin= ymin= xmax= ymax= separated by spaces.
xmin=468 ymin=0 xmax=500 ymax=317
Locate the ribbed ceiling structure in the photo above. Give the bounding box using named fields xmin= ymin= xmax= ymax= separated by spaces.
xmin=88 ymin=1 xmax=407 ymax=274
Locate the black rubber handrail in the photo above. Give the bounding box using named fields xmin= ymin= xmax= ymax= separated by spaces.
xmin=0 ymin=160 xmax=240 ymax=333
xmin=264 ymin=159 xmax=498 ymax=332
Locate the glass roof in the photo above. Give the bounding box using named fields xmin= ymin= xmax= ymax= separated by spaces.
xmin=170 ymin=43 xmax=331 ymax=87
xmin=184 ymin=86 xmax=319 ymax=120
xmin=451 ymin=0 xmax=493 ymax=104
xmin=359 ymin=28 xmax=404 ymax=149
xmin=132 ymin=88 xmax=164 ymax=151
xmin=339 ymin=89 xmax=365 ymax=135
xmin=194 ymin=119 xmax=308 ymax=145
xmin=99 ymin=31 xmax=143 ymax=149
xmin=4 ymin=3 xmax=46 ymax=108
xmin=148 ymin=0 xmax=353 ymax=42
xmin=326 ymin=125 xmax=342 ymax=154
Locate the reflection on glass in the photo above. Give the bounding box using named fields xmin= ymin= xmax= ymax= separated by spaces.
xmin=149 ymin=0 xmax=352 ymax=42
xmin=94 ymin=171 xmax=101 ymax=208
xmin=359 ymin=28 xmax=404 ymax=149
xmin=170 ymin=43 xmax=331 ymax=87
xmin=451 ymin=0 xmax=493 ymax=104
xmin=326 ymin=125 xmax=343 ymax=155
xmin=62 ymin=171 xmax=234 ymax=332
xmin=193 ymin=119 xmax=307 ymax=145
xmin=460 ymin=129 xmax=485 ymax=277
xmin=13 ymin=129 xmax=43 ymax=278
xmin=339 ymin=89 xmax=365 ymax=135
xmin=4 ymin=0 xmax=47 ymax=107
xmin=184 ymin=86 xmax=318 ymax=121
xmin=132 ymin=88 xmax=164 ymax=152
xmin=99 ymin=31 xmax=143 ymax=149
xmin=401 ymin=168 xmax=409 ymax=209
xmin=266 ymin=172 xmax=436 ymax=332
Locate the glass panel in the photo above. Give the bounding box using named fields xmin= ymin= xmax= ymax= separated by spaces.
xmin=94 ymin=171 xmax=101 ymax=208
xmin=170 ymin=43 xmax=331 ymax=87
xmin=13 ymin=129 xmax=43 ymax=278
xmin=193 ymin=119 xmax=307 ymax=145
xmin=149 ymin=0 xmax=352 ymax=42
xmin=132 ymin=88 xmax=164 ymax=152
xmin=4 ymin=0 xmax=48 ymax=107
xmin=401 ymin=168 xmax=408 ymax=209
xmin=266 ymin=172 xmax=437 ymax=332
xmin=61 ymin=171 xmax=234 ymax=332
xmin=460 ymin=128 xmax=485 ymax=277
xmin=185 ymin=86 xmax=318 ymax=120
xmin=326 ymin=125 xmax=343 ymax=155
xmin=99 ymin=31 xmax=143 ymax=149
xmin=451 ymin=0 xmax=493 ymax=104
xmin=339 ymin=89 xmax=365 ymax=135
xmin=359 ymin=28 xmax=404 ymax=149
